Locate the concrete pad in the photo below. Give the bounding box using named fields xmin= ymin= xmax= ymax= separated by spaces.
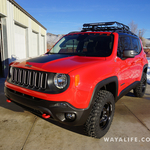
xmin=0 ymin=108 xmax=36 ymax=150
xmin=104 ymin=101 xmax=150 ymax=150
xmin=119 ymin=85 xmax=150 ymax=130
xmin=22 ymin=86 xmax=150 ymax=150
xmin=22 ymin=97 xmax=150 ymax=150
xmin=0 ymin=78 xmax=36 ymax=150
xmin=0 ymin=77 xmax=150 ymax=150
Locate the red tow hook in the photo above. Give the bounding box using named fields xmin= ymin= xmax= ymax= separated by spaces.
xmin=42 ymin=113 xmax=50 ymax=119
xmin=6 ymin=99 xmax=12 ymax=103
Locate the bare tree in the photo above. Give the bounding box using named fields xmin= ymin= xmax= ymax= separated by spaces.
xmin=128 ymin=20 xmax=138 ymax=34
xmin=138 ymin=29 xmax=145 ymax=39
xmin=138 ymin=29 xmax=146 ymax=47
xmin=128 ymin=21 xmax=146 ymax=47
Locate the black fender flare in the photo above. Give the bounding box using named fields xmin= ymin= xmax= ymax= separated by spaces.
xmin=140 ymin=64 xmax=148 ymax=81
xmin=87 ymin=76 xmax=118 ymax=110
xmin=143 ymin=64 xmax=148 ymax=73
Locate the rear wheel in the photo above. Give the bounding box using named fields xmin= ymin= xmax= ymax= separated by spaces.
xmin=84 ymin=90 xmax=115 ymax=139
xmin=134 ymin=72 xmax=147 ymax=97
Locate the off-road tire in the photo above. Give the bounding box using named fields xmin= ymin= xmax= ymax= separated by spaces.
xmin=134 ymin=72 xmax=147 ymax=97
xmin=84 ymin=90 xmax=115 ymax=139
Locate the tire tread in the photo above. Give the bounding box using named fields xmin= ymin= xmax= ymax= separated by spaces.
xmin=84 ymin=90 xmax=115 ymax=138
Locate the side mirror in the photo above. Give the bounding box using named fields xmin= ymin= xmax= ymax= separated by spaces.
xmin=123 ymin=49 xmax=137 ymax=58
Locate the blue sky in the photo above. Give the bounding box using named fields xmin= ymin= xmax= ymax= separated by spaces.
xmin=15 ymin=0 xmax=150 ymax=38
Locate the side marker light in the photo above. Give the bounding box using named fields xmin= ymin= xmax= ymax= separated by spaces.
xmin=75 ymin=75 xmax=80 ymax=87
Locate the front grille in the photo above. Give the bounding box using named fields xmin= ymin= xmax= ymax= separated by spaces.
xmin=10 ymin=67 xmax=48 ymax=90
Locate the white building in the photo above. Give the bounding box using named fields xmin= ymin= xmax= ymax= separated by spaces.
xmin=0 ymin=0 xmax=47 ymax=77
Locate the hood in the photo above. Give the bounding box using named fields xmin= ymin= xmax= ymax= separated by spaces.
xmin=12 ymin=54 xmax=106 ymax=74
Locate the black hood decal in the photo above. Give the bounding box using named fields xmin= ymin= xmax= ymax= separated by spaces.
xmin=26 ymin=54 xmax=71 ymax=63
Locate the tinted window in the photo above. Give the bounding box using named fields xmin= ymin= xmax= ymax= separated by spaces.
xmin=49 ymin=33 xmax=114 ymax=57
xmin=120 ymin=36 xmax=132 ymax=50
xmin=117 ymin=36 xmax=132 ymax=58
xmin=132 ymin=38 xmax=139 ymax=53
xmin=139 ymin=41 xmax=142 ymax=52
xmin=60 ymin=39 xmax=79 ymax=53
xmin=117 ymin=39 xmax=123 ymax=58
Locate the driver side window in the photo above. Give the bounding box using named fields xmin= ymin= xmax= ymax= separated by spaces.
xmin=117 ymin=36 xmax=132 ymax=59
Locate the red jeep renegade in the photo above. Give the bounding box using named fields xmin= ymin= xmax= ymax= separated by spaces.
xmin=4 ymin=22 xmax=148 ymax=138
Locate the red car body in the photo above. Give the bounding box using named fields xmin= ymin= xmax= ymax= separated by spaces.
xmin=4 ymin=29 xmax=148 ymax=128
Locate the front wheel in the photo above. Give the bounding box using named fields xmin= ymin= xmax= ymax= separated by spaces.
xmin=134 ymin=72 xmax=147 ymax=97
xmin=84 ymin=90 xmax=115 ymax=139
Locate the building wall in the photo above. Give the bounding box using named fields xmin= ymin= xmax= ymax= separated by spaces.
xmin=0 ymin=0 xmax=7 ymax=16
xmin=14 ymin=5 xmax=28 ymax=27
xmin=0 ymin=0 xmax=47 ymax=77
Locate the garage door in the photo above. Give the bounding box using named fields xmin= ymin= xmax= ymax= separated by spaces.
xmin=14 ymin=24 xmax=26 ymax=59
xmin=41 ymin=35 xmax=45 ymax=54
xmin=30 ymin=31 xmax=38 ymax=57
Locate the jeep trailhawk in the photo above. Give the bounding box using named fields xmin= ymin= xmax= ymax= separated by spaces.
xmin=4 ymin=22 xmax=148 ymax=138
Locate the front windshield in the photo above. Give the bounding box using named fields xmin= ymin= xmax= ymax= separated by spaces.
xmin=49 ymin=33 xmax=114 ymax=57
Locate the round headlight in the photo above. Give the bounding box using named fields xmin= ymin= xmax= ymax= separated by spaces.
xmin=54 ymin=73 xmax=67 ymax=89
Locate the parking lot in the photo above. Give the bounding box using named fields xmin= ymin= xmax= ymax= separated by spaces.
xmin=0 ymin=78 xmax=150 ymax=150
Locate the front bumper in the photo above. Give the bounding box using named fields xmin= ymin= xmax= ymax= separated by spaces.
xmin=4 ymin=87 xmax=90 ymax=126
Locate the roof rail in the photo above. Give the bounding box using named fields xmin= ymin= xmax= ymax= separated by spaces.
xmin=81 ymin=21 xmax=136 ymax=36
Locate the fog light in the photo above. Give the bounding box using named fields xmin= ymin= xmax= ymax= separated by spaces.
xmin=65 ymin=113 xmax=76 ymax=121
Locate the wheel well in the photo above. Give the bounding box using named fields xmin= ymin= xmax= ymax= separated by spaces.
xmin=91 ymin=76 xmax=118 ymax=104
xmin=143 ymin=67 xmax=147 ymax=73
xmin=143 ymin=64 xmax=148 ymax=74
xmin=100 ymin=82 xmax=116 ymax=100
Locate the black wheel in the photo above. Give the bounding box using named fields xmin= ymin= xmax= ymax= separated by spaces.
xmin=134 ymin=72 xmax=147 ymax=97
xmin=84 ymin=90 xmax=115 ymax=139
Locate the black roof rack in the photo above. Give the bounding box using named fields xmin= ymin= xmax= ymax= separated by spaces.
xmin=82 ymin=21 xmax=137 ymax=36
